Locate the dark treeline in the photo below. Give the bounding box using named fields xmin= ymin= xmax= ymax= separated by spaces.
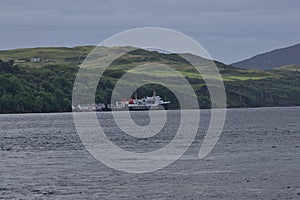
xmin=0 ymin=60 xmax=76 ymax=113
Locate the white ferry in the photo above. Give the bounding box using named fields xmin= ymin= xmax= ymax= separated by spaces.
xmin=114 ymin=91 xmax=170 ymax=111
xmin=128 ymin=95 xmax=170 ymax=111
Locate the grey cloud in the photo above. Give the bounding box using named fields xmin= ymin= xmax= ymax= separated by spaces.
xmin=0 ymin=0 xmax=299 ymax=63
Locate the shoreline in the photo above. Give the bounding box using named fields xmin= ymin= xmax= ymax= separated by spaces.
xmin=1 ymin=105 xmax=300 ymax=115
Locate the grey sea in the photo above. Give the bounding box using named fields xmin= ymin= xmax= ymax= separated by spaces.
xmin=1 ymin=107 xmax=299 ymax=200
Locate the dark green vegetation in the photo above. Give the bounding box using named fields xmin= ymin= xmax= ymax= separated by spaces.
xmin=232 ymin=43 xmax=300 ymax=70
xmin=0 ymin=46 xmax=299 ymax=113
xmin=0 ymin=60 xmax=76 ymax=113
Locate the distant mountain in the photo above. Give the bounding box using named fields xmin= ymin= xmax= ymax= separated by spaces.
xmin=232 ymin=43 xmax=300 ymax=70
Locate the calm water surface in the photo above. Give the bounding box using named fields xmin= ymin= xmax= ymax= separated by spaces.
xmin=0 ymin=107 xmax=299 ymax=199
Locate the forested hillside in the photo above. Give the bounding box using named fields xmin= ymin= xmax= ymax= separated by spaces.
xmin=0 ymin=47 xmax=300 ymax=113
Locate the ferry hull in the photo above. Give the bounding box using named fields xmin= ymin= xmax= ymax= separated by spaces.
xmin=128 ymin=103 xmax=169 ymax=111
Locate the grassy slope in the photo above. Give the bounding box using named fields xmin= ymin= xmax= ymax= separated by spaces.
xmin=0 ymin=46 xmax=94 ymax=68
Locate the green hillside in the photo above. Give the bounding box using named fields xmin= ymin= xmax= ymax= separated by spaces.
xmin=0 ymin=46 xmax=299 ymax=113
xmin=274 ymin=64 xmax=300 ymax=72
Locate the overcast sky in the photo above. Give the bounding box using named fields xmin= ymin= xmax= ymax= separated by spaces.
xmin=1 ymin=0 xmax=299 ymax=63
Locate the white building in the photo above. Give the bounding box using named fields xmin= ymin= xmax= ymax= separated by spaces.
xmin=31 ymin=57 xmax=41 ymax=62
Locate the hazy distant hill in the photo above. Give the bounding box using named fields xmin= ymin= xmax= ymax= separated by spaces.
xmin=232 ymin=43 xmax=300 ymax=70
